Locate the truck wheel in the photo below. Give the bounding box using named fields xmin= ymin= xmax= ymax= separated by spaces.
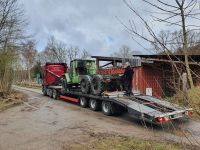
xmin=52 ymin=89 xmax=58 ymax=100
xmin=91 ymin=75 xmax=104 ymax=95
xmin=80 ymin=97 xmax=89 ymax=108
xmin=89 ymin=99 xmax=100 ymax=111
xmin=48 ymin=89 xmax=53 ymax=98
xmin=102 ymin=101 xmax=113 ymax=116
xmin=80 ymin=76 xmax=91 ymax=94
xmin=42 ymin=86 xmax=47 ymax=96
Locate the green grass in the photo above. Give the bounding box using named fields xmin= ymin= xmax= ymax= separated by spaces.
xmin=71 ymin=137 xmax=184 ymax=150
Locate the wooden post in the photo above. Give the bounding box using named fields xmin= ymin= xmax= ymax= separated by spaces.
xmin=182 ymin=73 xmax=188 ymax=106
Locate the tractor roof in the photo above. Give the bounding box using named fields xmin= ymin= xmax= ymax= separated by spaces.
xmin=70 ymin=59 xmax=95 ymax=62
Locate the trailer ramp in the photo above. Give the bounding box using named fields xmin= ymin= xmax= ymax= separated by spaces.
xmin=113 ymin=95 xmax=192 ymax=124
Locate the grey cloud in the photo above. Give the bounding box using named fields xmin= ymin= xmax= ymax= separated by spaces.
xmin=20 ymin=0 xmax=145 ymax=56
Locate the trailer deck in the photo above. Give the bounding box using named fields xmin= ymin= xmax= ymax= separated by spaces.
xmin=52 ymin=89 xmax=193 ymax=124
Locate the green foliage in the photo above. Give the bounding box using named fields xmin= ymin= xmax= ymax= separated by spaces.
xmin=32 ymin=62 xmax=42 ymax=78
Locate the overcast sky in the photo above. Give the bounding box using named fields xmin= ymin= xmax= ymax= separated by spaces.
xmin=19 ymin=0 xmax=150 ymax=56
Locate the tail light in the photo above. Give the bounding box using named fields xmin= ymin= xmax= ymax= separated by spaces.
xmin=155 ymin=117 xmax=168 ymax=123
xmin=185 ymin=111 xmax=193 ymax=117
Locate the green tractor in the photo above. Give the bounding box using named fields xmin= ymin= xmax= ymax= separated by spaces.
xmin=62 ymin=58 xmax=124 ymax=96
xmin=62 ymin=59 xmax=97 ymax=93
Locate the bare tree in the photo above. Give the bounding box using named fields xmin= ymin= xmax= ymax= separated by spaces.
xmin=122 ymin=0 xmax=200 ymax=89
xmin=111 ymin=45 xmax=133 ymax=58
xmin=67 ymin=46 xmax=80 ymax=62
xmin=39 ymin=36 xmax=68 ymax=64
xmin=81 ymin=49 xmax=91 ymax=59
xmin=21 ymin=40 xmax=37 ymax=85
xmin=0 ymin=0 xmax=26 ymax=96
xmin=0 ymin=0 xmax=25 ymax=49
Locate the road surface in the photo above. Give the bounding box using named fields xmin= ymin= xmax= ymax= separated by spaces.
xmin=0 ymin=86 xmax=200 ymax=150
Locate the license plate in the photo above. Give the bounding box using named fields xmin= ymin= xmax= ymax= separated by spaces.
xmin=172 ymin=113 xmax=183 ymax=119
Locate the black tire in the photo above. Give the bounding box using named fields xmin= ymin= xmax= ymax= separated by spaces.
xmin=80 ymin=76 xmax=91 ymax=94
xmin=80 ymin=97 xmax=89 ymax=108
xmin=91 ymin=75 xmax=104 ymax=95
xmin=42 ymin=86 xmax=47 ymax=96
xmin=52 ymin=89 xmax=59 ymax=100
xmin=48 ymin=89 xmax=53 ymax=98
xmin=102 ymin=101 xmax=114 ymax=116
xmin=112 ymin=104 xmax=124 ymax=116
xmin=89 ymin=99 xmax=100 ymax=111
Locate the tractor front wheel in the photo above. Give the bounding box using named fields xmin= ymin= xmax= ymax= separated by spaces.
xmin=91 ymin=75 xmax=104 ymax=95
xmin=80 ymin=76 xmax=91 ymax=94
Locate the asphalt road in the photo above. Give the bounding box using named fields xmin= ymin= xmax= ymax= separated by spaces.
xmin=0 ymin=86 xmax=200 ymax=150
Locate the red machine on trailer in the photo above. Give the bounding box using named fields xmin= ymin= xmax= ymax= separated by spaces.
xmin=42 ymin=63 xmax=68 ymax=98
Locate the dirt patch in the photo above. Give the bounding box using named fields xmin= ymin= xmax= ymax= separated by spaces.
xmin=0 ymin=90 xmax=26 ymax=112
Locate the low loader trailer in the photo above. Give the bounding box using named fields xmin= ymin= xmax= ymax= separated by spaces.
xmin=42 ymin=62 xmax=193 ymax=125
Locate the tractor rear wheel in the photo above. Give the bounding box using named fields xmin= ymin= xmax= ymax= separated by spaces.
xmin=80 ymin=76 xmax=91 ymax=94
xmin=91 ymin=75 xmax=104 ymax=95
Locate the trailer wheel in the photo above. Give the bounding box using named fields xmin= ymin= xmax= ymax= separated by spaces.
xmin=42 ymin=86 xmax=47 ymax=96
xmin=89 ymin=99 xmax=100 ymax=111
xmin=102 ymin=101 xmax=113 ymax=116
xmin=80 ymin=97 xmax=89 ymax=108
xmin=112 ymin=104 xmax=124 ymax=116
xmin=91 ymin=75 xmax=104 ymax=95
xmin=80 ymin=76 xmax=91 ymax=94
xmin=52 ymin=89 xmax=58 ymax=100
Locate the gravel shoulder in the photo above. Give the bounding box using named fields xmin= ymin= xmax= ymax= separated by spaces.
xmin=0 ymin=86 xmax=200 ymax=150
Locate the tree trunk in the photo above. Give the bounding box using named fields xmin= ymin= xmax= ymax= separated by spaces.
xmin=28 ymin=65 xmax=31 ymax=86
xmin=180 ymin=6 xmax=194 ymax=89
xmin=182 ymin=73 xmax=188 ymax=106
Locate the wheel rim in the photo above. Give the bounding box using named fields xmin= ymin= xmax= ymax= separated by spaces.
xmin=103 ymin=102 xmax=109 ymax=113
xmin=43 ymin=88 xmax=46 ymax=94
xmin=80 ymin=98 xmax=85 ymax=105
xmin=90 ymin=100 xmax=96 ymax=108
xmin=53 ymin=90 xmax=56 ymax=99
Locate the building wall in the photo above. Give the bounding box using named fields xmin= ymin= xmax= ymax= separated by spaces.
xmin=133 ymin=64 xmax=162 ymax=97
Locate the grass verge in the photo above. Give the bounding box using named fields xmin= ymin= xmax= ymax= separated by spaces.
xmin=70 ymin=137 xmax=193 ymax=150
xmin=0 ymin=91 xmax=26 ymax=111
xmin=168 ymin=87 xmax=200 ymax=118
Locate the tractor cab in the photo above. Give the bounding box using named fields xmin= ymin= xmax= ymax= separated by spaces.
xmin=65 ymin=59 xmax=97 ymax=84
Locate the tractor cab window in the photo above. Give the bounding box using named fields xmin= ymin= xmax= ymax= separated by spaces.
xmin=76 ymin=61 xmax=87 ymax=75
